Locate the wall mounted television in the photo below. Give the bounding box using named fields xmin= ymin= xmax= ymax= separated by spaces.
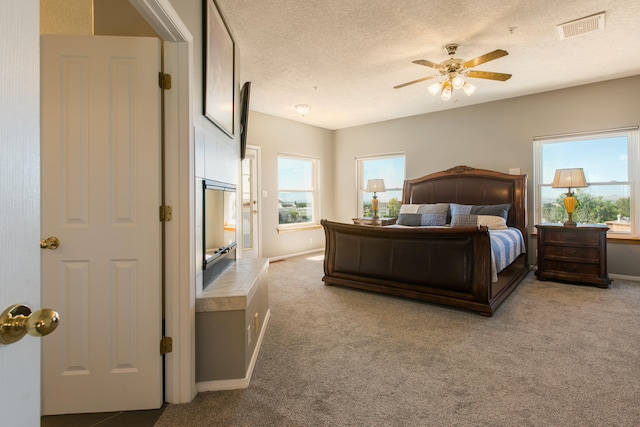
xmin=239 ymin=81 xmax=251 ymax=160
xmin=202 ymin=179 xmax=237 ymax=287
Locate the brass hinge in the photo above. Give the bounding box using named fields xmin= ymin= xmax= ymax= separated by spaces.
xmin=159 ymin=72 xmax=172 ymax=90
xmin=160 ymin=205 xmax=173 ymax=222
xmin=160 ymin=336 xmax=173 ymax=355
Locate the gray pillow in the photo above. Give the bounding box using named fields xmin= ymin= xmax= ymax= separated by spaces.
xmin=450 ymin=203 xmax=510 ymax=229
xmin=397 ymin=204 xmax=449 ymax=226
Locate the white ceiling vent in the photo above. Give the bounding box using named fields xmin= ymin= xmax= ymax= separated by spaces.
xmin=557 ymin=11 xmax=606 ymax=39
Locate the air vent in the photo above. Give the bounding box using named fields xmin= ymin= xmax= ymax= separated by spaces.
xmin=557 ymin=11 xmax=605 ymax=39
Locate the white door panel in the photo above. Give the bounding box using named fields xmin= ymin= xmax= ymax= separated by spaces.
xmin=241 ymin=147 xmax=260 ymax=258
xmin=41 ymin=34 xmax=162 ymax=415
xmin=0 ymin=2 xmax=41 ymax=424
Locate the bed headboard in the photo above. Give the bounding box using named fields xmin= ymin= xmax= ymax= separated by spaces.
xmin=402 ymin=165 xmax=528 ymax=236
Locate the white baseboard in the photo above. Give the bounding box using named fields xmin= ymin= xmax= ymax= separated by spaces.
xmin=609 ymin=273 xmax=640 ymax=282
xmin=196 ymin=308 xmax=271 ymax=392
xmin=268 ymin=248 xmax=324 ymax=263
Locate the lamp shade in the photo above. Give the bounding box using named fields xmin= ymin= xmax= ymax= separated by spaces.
xmin=366 ymin=179 xmax=386 ymax=193
xmin=551 ymin=168 xmax=588 ymax=190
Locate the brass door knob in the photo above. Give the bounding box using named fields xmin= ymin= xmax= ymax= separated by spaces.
xmin=0 ymin=304 xmax=60 ymax=345
xmin=40 ymin=236 xmax=60 ymax=250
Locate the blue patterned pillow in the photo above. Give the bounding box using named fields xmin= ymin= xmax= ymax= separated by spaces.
xmin=450 ymin=203 xmax=510 ymax=229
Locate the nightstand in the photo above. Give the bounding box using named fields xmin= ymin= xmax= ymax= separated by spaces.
xmin=352 ymin=218 xmax=397 ymax=226
xmin=535 ymin=224 xmax=610 ymax=288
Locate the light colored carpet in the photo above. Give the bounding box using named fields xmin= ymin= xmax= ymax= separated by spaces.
xmin=156 ymin=253 xmax=640 ymax=426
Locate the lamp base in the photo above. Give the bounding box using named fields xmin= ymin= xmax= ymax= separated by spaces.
xmin=563 ymin=196 xmax=578 ymax=227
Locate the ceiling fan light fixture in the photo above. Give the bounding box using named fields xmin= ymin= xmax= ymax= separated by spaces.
xmin=428 ymin=82 xmax=442 ymax=96
xmin=395 ymin=43 xmax=511 ymax=102
xmin=462 ymin=82 xmax=476 ymax=96
xmin=451 ymin=75 xmax=465 ymax=89
xmin=440 ymin=82 xmax=452 ymax=100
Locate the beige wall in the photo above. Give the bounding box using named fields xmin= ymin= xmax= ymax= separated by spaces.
xmin=246 ymin=112 xmax=334 ymax=258
xmin=249 ymin=75 xmax=640 ymax=276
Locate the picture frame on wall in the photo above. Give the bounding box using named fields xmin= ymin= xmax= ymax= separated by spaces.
xmin=203 ymin=0 xmax=235 ymax=136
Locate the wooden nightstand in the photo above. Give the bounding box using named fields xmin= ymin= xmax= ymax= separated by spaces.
xmin=352 ymin=218 xmax=397 ymax=226
xmin=535 ymin=224 xmax=610 ymax=288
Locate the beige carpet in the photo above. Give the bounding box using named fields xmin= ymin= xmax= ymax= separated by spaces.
xmin=156 ymin=253 xmax=640 ymax=426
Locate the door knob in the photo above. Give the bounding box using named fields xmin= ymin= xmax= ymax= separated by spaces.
xmin=0 ymin=304 xmax=60 ymax=344
xmin=40 ymin=236 xmax=60 ymax=250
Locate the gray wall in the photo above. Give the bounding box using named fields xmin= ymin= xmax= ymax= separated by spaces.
xmin=250 ymin=75 xmax=640 ymax=276
xmin=247 ymin=112 xmax=334 ymax=258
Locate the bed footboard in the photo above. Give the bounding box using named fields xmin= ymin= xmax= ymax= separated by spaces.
xmin=321 ymin=220 xmax=526 ymax=316
xmin=322 ymin=220 xmax=495 ymax=314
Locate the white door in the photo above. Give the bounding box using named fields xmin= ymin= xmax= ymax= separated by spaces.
xmin=241 ymin=146 xmax=260 ymax=258
xmin=0 ymin=2 xmax=42 ymax=424
xmin=40 ymin=35 xmax=163 ymax=415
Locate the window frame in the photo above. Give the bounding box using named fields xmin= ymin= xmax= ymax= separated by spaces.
xmin=277 ymin=153 xmax=320 ymax=231
xmin=533 ymin=127 xmax=639 ymax=238
xmin=355 ymin=153 xmax=406 ymax=219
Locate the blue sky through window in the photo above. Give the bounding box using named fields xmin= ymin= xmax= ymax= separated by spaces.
xmin=363 ymin=156 xmax=405 ymax=202
xmin=542 ymin=137 xmax=628 ymax=184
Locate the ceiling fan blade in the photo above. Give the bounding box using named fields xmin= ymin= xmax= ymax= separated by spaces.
xmin=463 ymin=49 xmax=508 ymax=69
xmin=466 ymin=70 xmax=512 ymax=81
xmin=412 ymin=59 xmax=444 ymax=70
xmin=393 ymin=75 xmax=437 ymax=89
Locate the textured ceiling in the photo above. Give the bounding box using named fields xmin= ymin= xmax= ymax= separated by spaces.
xmin=216 ymin=0 xmax=640 ymax=130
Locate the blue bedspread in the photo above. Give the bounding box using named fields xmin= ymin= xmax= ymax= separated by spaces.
xmin=490 ymin=228 xmax=526 ymax=281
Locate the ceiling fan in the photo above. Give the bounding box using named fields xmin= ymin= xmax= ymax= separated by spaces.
xmin=394 ymin=43 xmax=512 ymax=100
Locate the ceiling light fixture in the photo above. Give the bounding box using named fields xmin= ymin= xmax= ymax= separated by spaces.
xmin=429 ymin=73 xmax=477 ymax=100
xmin=295 ymin=104 xmax=311 ymax=117
xmin=440 ymin=81 xmax=452 ymax=101
xmin=396 ymin=43 xmax=511 ymax=101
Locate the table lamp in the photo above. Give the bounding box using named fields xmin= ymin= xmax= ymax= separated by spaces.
xmin=551 ymin=168 xmax=588 ymax=227
xmin=366 ymin=179 xmax=386 ymax=219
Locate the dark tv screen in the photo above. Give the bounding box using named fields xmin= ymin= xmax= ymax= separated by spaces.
xmin=239 ymin=81 xmax=251 ymax=160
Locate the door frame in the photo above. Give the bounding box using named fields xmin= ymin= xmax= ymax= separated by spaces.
xmin=129 ymin=0 xmax=196 ymax=403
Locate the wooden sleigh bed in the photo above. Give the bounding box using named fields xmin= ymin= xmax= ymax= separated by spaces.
xmin=321 ymin=166 xmax=530 ymax=316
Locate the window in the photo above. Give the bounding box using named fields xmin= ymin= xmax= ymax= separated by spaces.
xmin=533 ymin=128 xmax=639 ymax=237
xmin=278 ymin=155 xmax=319 ymax=228
xmin=356 ymin=154 xmax=406 ymax=218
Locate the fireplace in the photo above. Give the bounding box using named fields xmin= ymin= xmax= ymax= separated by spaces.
xmin=202 ymin=179 xmax=237 ymax=288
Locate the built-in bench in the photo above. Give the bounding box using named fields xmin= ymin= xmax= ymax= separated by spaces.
xmin=195 ymin=258 xmax=270 ymax=391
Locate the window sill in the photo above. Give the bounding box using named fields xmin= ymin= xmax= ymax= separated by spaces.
xmin=277 ymin=224 xmax=322 ymax=234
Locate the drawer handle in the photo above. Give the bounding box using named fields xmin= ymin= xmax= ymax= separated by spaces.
xmin=562 ymin=264 xmax=577 ymax=272
xmin=565 ymin=234 xmax=577 ymax=241
xmin=563 ymin=249 xmax=577 ymax=256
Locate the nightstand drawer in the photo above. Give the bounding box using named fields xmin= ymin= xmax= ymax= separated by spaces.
xmin=542 ymin=229 xmax=600 ymax=245
xmin=544 ymin=260 xmax=600 ymax=276
xmin=542 ymin=245 xmax=600 ymax=259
